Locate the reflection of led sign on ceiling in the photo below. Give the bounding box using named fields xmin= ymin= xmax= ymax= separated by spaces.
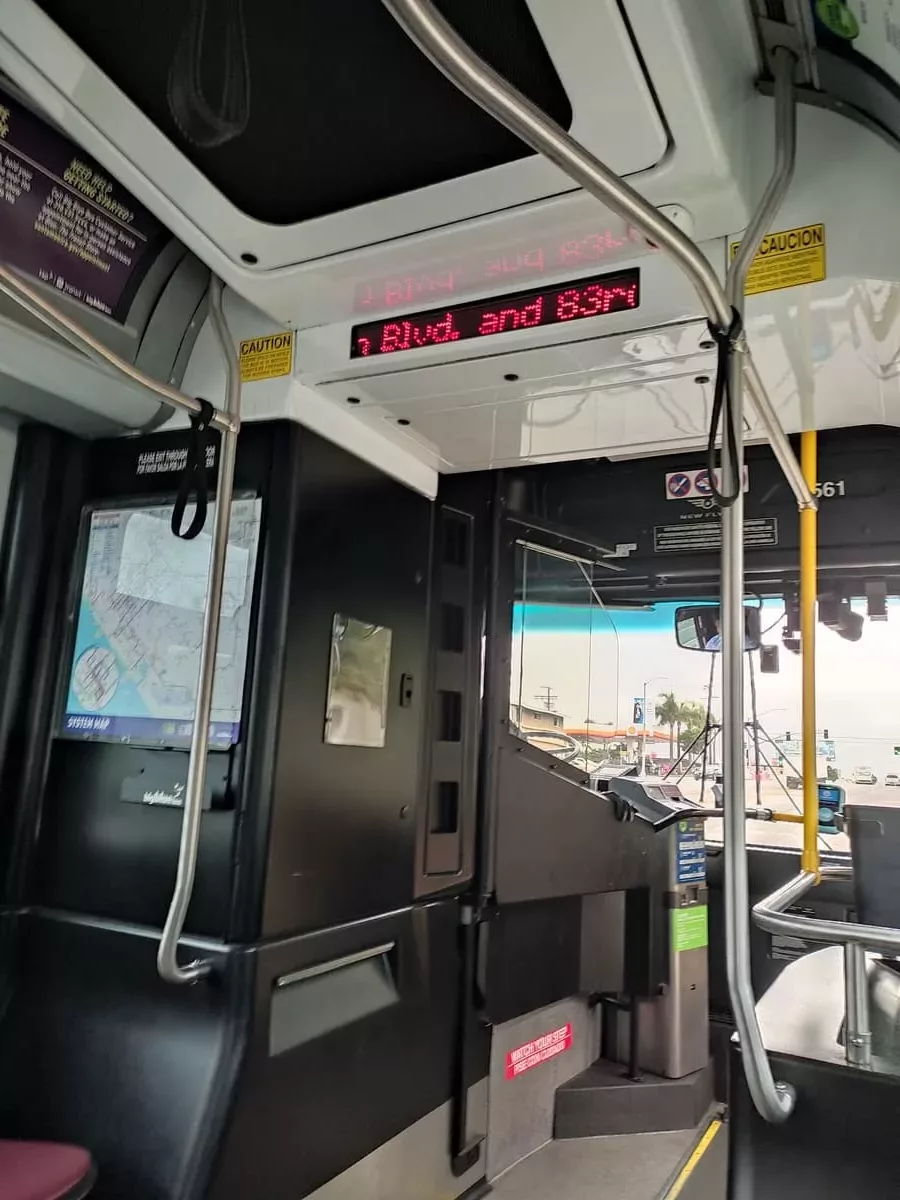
xmin=354 ymin=228 xmax=646 ymax=312
xmin=350 ymin=268 xmax=641 ymax=358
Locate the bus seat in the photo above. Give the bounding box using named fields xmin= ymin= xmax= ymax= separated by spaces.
xmin=0 ymin=1140 xmax=95 ymax=1200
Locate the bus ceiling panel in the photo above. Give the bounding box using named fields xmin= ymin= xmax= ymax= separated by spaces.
xmin=178 ymin=290 xmax=442 ymax=498
xmin=300 ymin=94 xmax=900 ymax=472
xmin=718 ymin=98 xmax=900 ymax=442
xmin=0 ymin=0 xmax=762 ymax=325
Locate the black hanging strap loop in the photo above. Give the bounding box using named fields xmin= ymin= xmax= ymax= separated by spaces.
xmin=171 ymin=399 xmax=215 ymax=541
xmin=705 ymin=307 xmax=744 ymax=510
xmin=167 ymin=0 xmax=250 ymax=149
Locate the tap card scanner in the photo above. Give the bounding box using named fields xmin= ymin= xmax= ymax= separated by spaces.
xmin=817 ymin=783 xmax=845 ymax=835
xmin=608 ymin=776 xmax=704 ymax=832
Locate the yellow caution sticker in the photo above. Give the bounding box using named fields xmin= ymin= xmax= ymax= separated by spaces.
xmin=729 ymin=223 xmax=826 ymax=296
xmin=239 ymin=331 xmax=294 ymax=383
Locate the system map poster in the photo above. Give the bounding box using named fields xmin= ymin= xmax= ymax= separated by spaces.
xmin=62 ymin=498 xmax=261 ymax=747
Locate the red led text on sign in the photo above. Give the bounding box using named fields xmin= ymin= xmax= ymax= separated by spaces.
xmin=505 ymin=1023 xmax=573 ymax=1080
xmin=350 ymin=268 xmax=640 ymax=358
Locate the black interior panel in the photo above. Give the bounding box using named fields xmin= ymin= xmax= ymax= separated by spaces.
xmin=493 ymin=745 xmax=660 ymax=903
xmin=508 ymin=427 xmax=900 ymax=600
xmin=211 ymin=899 xmax=488 ymax=1200
xmin=262 ymin=433 xmax=432 ymax=938
xmin=12 ymin=420 xmax=436 ymax=943
xmin=729 ymin=1042 xmax=900 ymax=1199
xmin=25 ymin=422 xmax=278 ymax=940
xmin=481 ymin=895 xmax=583 ymax=1024
xmin=0 ymin=914 xmax=247 ymax=1200
xmin=37 ymin=0 xmax=572 ymax=226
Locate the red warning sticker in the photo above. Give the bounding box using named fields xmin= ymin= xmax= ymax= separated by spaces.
xmin=505 ymin=1023 xmax=573 ymax=1079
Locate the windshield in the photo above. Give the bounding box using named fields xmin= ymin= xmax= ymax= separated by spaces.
xmin=509 ymin=543 xmax=900 ymax=852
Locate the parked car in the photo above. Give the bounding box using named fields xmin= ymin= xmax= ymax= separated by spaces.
xmin=786 ymin=774 xmax=802 ymax=790
xmin=852 ymin=768 xmax=877 ymax=785
xmin=886 ymin=773 xmax=900 ymax=787
xmin=691 ymin=764 xmax=718 ymax=782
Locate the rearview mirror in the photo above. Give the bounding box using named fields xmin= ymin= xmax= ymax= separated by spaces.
xmin=674 ymin=604 xmax=761 ymax=652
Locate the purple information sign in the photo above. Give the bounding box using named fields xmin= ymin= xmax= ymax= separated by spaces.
xmin=0 ymin=89 xmax=166 ymax=322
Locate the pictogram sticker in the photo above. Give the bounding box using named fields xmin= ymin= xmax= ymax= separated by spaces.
xmin=665 ymin=466 xmax=749 ymax=501
xmin=667 ymin=472 xmax=692 ymax=498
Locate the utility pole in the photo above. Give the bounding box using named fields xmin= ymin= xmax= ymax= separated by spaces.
xmin=535 ymin=687 xmax=558 ymax=712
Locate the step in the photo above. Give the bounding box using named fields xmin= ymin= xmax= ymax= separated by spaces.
xmin=554 ymin=1058 xmax=714 ymax=1139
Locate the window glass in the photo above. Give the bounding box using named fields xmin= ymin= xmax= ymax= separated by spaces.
xmin=509 ymin=569 xmax=900 ymax=853
xmin=509 ymin=544 xmax=618 ymax=769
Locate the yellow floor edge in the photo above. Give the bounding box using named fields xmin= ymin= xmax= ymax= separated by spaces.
xmin=661 ymin=1118 xmax=723 ymax=1200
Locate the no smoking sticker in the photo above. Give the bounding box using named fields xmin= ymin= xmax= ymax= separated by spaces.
xmin=665 ymin=466 xmax=748 ymax=501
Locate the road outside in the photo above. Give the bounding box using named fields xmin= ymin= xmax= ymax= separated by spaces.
xmin=673 ymin=772 xmax=900 ymax=852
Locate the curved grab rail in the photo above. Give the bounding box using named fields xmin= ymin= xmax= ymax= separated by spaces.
xmin=380 ymin=0 xmax=803 ymax=1122
xmin=157 ymin=275 xmax=242 ymax=985
xmin=379 ymin=0 xmax=814 ymax=514
xmin=0 ymin=252 xmax=240 ymax=982
xmin=718 ymin=46 xmax=798 ymax=1125
xmin=753 ymin=867 xmax=900 ymax=955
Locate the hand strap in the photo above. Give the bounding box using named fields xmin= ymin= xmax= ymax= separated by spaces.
xmin=705 ymin=307 xmax=744 ymax=509
xmin=171 ymin=399 xmax=215 ymax=541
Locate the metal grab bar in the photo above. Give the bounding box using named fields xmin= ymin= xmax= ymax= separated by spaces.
xmin=275 ymin=943 xmax=396 ymax=990
xmin=381 ymin=0 xmax=804 ymax=1124
xmin=718 ymin=46 xmax=798 ymax=1125
xmin=844 ymin=943 xmax=872 ymax=1068
xmin=753 ymin=869 xmax=900 ymax=955
xmin=157 ymin=275 xmax=242 ymax=984
xmin=0 ymin=253 xmax=240 ymax=980
xmin=0 ymin=264 xmax=236 ymax=434
xmin=379 ymin=0 xmax=815 ymax=514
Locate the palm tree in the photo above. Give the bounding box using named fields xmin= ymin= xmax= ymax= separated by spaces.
xmin=678 ymin=701 xmax=707 ymax=751
xmin=655 ymin=691 xmax=681 ymax=758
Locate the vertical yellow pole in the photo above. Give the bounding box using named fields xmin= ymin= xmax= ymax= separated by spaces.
xmin=800 ymin=431 xmax=819 ymax=875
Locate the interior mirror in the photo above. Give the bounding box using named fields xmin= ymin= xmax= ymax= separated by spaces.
xmin=674 ymin=604 xmax=761 ymax=652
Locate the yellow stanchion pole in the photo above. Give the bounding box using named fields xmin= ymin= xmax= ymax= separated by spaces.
xmin=800 ymin=431 xmax=819 ymax=876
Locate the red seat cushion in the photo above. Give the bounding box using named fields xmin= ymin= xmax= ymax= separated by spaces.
xmin=0 ymin=1141 xmax=93 ymax=1200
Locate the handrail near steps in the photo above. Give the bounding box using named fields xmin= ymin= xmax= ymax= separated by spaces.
xmin=383 ymin=0 xmax=806 ymax=1123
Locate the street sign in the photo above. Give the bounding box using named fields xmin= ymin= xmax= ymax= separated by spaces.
xmin=774 ymin=737 xmax=834 ymax=760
